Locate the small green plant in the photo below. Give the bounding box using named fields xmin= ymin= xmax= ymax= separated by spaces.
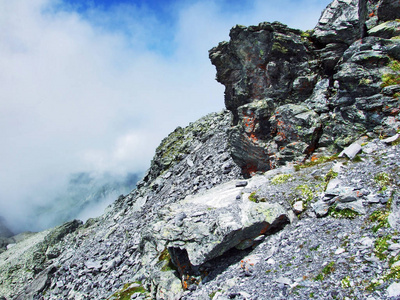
xmin=328 ymin=206 xmax=359 ymax=219
xmin=248 ymin=191 xmax=258 ymax=202
xmin=322 ymin=261 xmax=335 ymax=275
xmin=295 ymin=154 xmax=338 ymax=171
xmin=271 ymin=174 xmax=292 ymax=185
xmin=341 ymin=276 xmax=351 ymax=288
xmin=324 ymin=169 xmax=338 ymax=183
xmin=359 ymin=78 xmax=372 ymax=85
xmin=107 ymin=282 xmax=147 ymax=300
xmin=374 ymin=172 xmax=392 ymax=191
xmin=374 ymin=235 xmax=392 ymax=260
xmin=159 ymin=248 xmax=177 ymax=272
xmin=295 ymin=184 xmax=315 ymax=204
xmin=314 ymin=273 xmax=324 ymax=281
xmin=209 ymin=290 xmax=223 ymax=299
xmin=272 ymin=42 xmax=288 ymax=54
xmin=369 ymin=209 xmax=390 ymax=233
xmin=314 ymin=262 xmax=335 ymax=281
xmin=381 ymin=59 xmax=400 ymax=87
xmin=310 ymin=244 xmax=320 ymax=251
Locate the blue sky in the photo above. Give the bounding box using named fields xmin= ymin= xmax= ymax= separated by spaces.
xmin=0 ymin=0 xmax=332 ymax=231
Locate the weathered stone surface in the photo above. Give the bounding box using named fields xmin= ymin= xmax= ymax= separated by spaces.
xmin=377 ymin=0 xmax=400 ymax=22
xmin=1 ymin=1 xmax=400 ymax=300
xmin=209 ymin=22 xmax=317 ymax=118
xmin=312 ymin=0 xmax=359 ymax=45
xmin=369 ymin=20 xmax=400 ymax=39
xmin=339 ymin=142 xmax=362 ymax=159
xmin=210 ymin=0 xmax=400 ymax=176
xmin=152 ymin=180 xmax=290 ymax=267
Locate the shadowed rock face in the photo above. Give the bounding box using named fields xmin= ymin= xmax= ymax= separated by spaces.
xmin=210 ymin=0 xmax=400 ymax=176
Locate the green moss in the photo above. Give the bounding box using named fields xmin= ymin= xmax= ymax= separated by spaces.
xmin=159 ymin=248 xmax=177 ymax=272
xmin=271 ymin=174 xmax=292 ymax=185
xmin=369 ymin=209 xmax=390 ymax=233
xmin=314 ymin=262 xmax=335 ymax=281
xmin=374 ymin=172 xmax=392 ymax=189
xmin=328 ymin=205 xmax=359 ymax=219
xmin=381 ymin=59 xmax=400 ymax=87
xmin=341 ymin=276 xmax=351 ymax=288
xmin=272 ymin=42 xmax=288 ymax=54
xmin=249 ymin=191 xmax=258 ymax=202
xmin=295 ymin=184 xmax=315 ymax=206
xmin=295 ymin=154 xmax=338 ymax=171
xmin=107 ymin=282 xmax=147 ymax=300
xmin=324 ymin=169 xmax=338 ymax=184
xmin=374 ymin=235 xmax=392 ymax=260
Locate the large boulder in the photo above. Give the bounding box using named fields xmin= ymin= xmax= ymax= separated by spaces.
xmin=209 ymin=22 xmax=318 ymax=122
xmin=148 ymin=179 xmax=290 ymax=284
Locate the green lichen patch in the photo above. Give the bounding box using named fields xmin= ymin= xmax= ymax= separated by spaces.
xmin=271 ymin=42 xmax=288 ymax=54
xmin=294 ymin=154 xmax=338 ymax=171
xmin=374 ymin=172 xmax=392 ymax=191
xmin=374 ymin=235 xmax=392 ymax=260
xmin=271 ymin=174 xmax=292 ymax=185
xmin=341 ymin=276 xmax=351 ymax=288
xmin=107 ymin=281 xmax=148 ymax=300
xmin=381 ymin=59 xmax=400 ymax=88
xmin=314 ymin=261 xmax=335 ymax=281
xmin=369 ymin=209 xmax=390 ymax=233
xmin=328 ymin=206 xmax=359 ymax=219
xmin=158 ymin=248 xmax=177 ymax=272
xmin=324 ymin=169 xmax=338 ymax=184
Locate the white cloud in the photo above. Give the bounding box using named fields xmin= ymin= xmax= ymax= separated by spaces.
xmin=0 ymin=0 xmax=331 ymax=232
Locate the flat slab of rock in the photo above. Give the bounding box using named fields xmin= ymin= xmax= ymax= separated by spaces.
xmin=153 ymin=180 xmax=290 ymax=266
xmin=339 ymin=143 xmax=362 ymax=159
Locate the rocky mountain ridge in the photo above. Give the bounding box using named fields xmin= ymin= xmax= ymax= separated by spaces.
xmin=1 ymin=0 xmax=400 ymax=299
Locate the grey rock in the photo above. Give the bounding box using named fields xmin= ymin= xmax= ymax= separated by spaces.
xmin=377 ymin=0 xmax=400 ymax=22
xmin=339 ymin=142 xmax=362 ymax=159
xmin=336 ymin=199 xmax=366 ymax=214
xmin=368 ymin=20 xmax=400 ymax=39
xmin=152 ymin=179 xmax=290 ymax=267
xmin=312 ymin=0 xmax=359 ymax=45
xmin=387 ymin=282 xmax=400 ymax=298
xmin=382 ymin=133 xmax=399 ymax=144
xmin=312 ymin=200 xmax=330 ymax=217
xmin=235 ymin=181 xmax=248 ymax=187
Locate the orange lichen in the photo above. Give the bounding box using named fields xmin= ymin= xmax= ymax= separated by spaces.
xmin=243 ymin=164 xmax=258 ymax=176
xmin=259 ymin=224 xmax=270 ymax=235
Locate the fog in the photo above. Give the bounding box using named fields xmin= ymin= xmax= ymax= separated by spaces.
xmin=0 ymin=0 xmax=331 ymax=233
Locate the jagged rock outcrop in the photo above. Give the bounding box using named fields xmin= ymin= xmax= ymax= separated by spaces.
xmin=209 ymin=0 xmax=400 ymax=176
xmin=1 ymin=1 xmax=400 ymax=300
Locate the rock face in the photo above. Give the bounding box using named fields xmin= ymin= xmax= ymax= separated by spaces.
xmin=209 ymin=0 xmax=400 ymax=176
xmin=0 ymin=1 xmax=400 ymax=300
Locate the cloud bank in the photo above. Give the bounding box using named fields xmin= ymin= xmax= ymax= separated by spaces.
xmin=0 ymin=0 xmax=331 ymax=232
